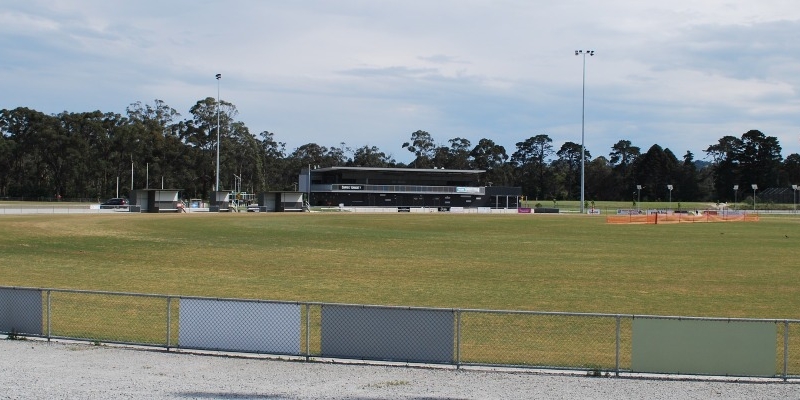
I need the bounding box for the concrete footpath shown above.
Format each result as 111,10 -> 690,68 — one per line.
0,339 -> 796,400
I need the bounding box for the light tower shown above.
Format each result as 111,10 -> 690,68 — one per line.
575,50 -> 594,214
215,73 -> 221,192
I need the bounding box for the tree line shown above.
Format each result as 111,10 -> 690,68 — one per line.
1,99 -> 798,203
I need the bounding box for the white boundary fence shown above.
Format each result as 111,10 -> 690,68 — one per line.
0,205 -> 129,214
1,286 -> 798,380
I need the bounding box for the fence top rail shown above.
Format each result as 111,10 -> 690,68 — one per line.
0,285 -> 169,299
459,307 -> 625,318
0,286 -> 305,305
629,314 -> 800,323
3,285 -> 800,323
177,294 -> 303,306
308,300 -> 458,312
461,308 -> 800,323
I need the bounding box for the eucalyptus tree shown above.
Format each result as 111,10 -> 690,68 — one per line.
6,108 -> 70,198
0,125 -> 13,196
470,138 -> 510,186
609,139 -> 641,199
258,131 -> 288,191
402,130 -> 436,168
351,145 -> 395,167
431,145 -> 452,169
184,97 -> 239,196
225,121 -> 264,193
88,112 -> 130,198
512,135 -> 554,199
0,108 -> 33,197
287,143 -> 330,173
8,108 -> 78,197
326,142 -> 351,166
187,97 -> 238,148
736,130 -> 782,189
10,110 -> 109,199
553,141 -> 589,199
704,135 -> 741,201
584,156 -> 615,201
55,110 -> 117,199
431,138 -> 473,170
125,100 -> 183,192
161,131 -> 197,195
783,153 -> 800,187
678,151 -> 703,202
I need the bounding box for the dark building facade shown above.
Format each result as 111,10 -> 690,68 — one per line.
299,167 -> 520,209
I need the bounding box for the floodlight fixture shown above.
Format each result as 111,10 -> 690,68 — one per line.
667,185 -> 673,211
635,185 -> 642,211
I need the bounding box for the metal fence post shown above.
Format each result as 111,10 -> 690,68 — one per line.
784,320 -> 789,381
305,303 -> 311,362
456,309 -> 462,369
615,315 -> 621,377
46,290 -> 51,341
166,297 -> 172,350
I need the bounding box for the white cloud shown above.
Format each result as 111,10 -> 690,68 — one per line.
1,0 -> 799,162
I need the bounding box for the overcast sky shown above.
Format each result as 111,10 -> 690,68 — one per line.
2,1 -> 799,164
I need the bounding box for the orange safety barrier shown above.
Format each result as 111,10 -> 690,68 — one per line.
606,214 -> 655,224
606,213 -> 759,224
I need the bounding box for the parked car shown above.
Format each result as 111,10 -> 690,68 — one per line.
100,198 -> 129,209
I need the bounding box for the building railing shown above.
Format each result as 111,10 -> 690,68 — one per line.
311,184 -> 485,195
1,286 -> 798,380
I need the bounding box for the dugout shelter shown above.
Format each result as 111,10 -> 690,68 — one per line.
130,189 -> 183,213
299,166 -> 520,209
258,192 -> 305,212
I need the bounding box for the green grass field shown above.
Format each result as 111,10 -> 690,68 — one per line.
1,211 -> 798,319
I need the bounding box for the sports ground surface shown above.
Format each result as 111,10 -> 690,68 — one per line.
1,210 -> 797,319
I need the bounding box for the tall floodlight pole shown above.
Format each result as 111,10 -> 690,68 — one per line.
575,50 -> 594,214
215,73 -> 222,192
733,185 -> 738,211
751,184 -> 758,212
792,184 -> 797,213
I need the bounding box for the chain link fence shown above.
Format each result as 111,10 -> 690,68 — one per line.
1,286 -> 798,380
458,311 -> 625,372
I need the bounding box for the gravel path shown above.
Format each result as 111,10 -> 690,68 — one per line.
1,339 -> 796,399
